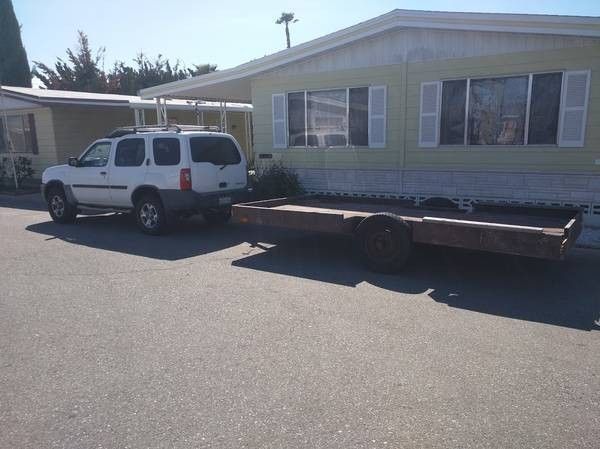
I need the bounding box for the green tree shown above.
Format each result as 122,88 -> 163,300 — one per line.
0,0 -> 32,87
108,54 -> 217,95
276,12 -> 298,49
32,31 -> 108,92
33,31 -> 217,95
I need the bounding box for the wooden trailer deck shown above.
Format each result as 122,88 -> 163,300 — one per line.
232,195 -> 583,261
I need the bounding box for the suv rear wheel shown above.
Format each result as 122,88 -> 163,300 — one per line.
47,187 -> 77,224
135,194 -> 169,235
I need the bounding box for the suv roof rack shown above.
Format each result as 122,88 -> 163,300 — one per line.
106,124 -> 222,138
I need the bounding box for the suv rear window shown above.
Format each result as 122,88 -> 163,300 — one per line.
115,138 -> 145,167
190,137 -> 241,165
153,138 -> 180,166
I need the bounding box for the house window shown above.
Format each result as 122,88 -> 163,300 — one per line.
287,87 -> 370,148
528,72 -> 563,145
0,114 -> 38,153
438,72 -> 564,146
288,92 -> 306,147
349,87 -> 369,146
440,80 -> 467,145
469,75 -> 529,145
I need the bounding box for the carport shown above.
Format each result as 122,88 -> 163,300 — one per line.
139,68 -> 256,159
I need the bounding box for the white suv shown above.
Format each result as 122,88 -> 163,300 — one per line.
41,125 -> 248,234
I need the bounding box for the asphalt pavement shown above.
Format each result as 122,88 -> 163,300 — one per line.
1,194 -> 599,449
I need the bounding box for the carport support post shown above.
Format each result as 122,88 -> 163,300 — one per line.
0,83 -> 19,190
219,101 -> 227,133
155,97 -> 168,125
134,108 -> 146,126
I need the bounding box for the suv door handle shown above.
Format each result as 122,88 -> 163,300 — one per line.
100,171 -> 107,175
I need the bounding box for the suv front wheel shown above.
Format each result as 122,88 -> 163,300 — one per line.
47,187 -> 77,224
135,194 -> 168,235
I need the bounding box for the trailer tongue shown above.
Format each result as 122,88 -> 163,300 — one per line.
232,195 -> 582,273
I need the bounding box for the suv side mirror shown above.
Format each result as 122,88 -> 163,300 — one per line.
68,157 -> 79,167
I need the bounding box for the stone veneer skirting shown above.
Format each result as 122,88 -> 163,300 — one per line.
293,168 -> 600,222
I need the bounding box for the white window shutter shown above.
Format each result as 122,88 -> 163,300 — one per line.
559,70 -> 591,148
272,93 -> 287,148
419,81 -> 441,148
368,85 -> 387,148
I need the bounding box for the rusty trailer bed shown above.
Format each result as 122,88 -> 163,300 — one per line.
232,195 -> 582,260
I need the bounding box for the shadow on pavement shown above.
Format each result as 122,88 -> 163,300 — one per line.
26,214 -> 287,261
0,193 -> 47,212
25,211 -> 600,331
232,233 -> 600,331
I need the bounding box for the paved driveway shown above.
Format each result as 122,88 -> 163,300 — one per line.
1,195 -> 599,448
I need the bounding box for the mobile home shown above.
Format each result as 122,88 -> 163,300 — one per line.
140,9 -> 600,225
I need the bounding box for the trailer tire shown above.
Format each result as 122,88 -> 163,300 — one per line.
355,213 -> 412,273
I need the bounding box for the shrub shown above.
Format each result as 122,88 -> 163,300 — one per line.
250,164 -> 304,200
0,156 -> 35,188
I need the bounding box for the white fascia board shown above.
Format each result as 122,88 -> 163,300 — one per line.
2,92 -> 130,108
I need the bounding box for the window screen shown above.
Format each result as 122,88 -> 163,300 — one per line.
349,87 -> 368,146
468,76 -> 528,145
528,72 -> 563,145
153,138 -> 180,166
440,80 -> 467,145
190,137 -> 241,165
115,138 -> 145,167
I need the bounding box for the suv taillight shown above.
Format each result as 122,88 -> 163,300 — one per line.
180,168 -> 192,190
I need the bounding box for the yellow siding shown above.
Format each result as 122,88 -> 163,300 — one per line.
51,106 -> 134,162
252,65 -> 405,170
405,45 -> 600,172
251,44 -> 600,174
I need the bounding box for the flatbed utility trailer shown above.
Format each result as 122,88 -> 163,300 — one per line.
232,195 -> 583,273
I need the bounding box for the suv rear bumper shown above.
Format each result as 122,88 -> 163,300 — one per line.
159,188 -> 250,214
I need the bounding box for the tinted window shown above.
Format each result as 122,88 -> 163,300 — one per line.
153,138 -> 180,166
190,137 -> 241,165
115,138 -> 145,167
528,72 -> 562,145
440,79 -> 467,145
79,142 -> 111,167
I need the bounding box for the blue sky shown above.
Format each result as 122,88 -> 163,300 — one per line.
13,0 -> 600,74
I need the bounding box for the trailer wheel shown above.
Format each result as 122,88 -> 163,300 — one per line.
355,213 -> 412,273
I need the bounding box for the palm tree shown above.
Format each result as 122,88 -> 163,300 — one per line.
276,12 -> 298,49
